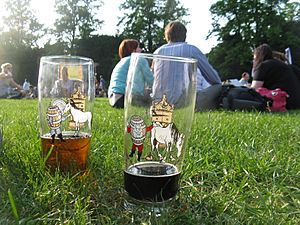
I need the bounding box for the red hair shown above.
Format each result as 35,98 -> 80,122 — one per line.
118,39 -> 139,59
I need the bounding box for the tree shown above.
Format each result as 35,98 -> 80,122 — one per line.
118,0 -> 189,52
75,35 -> 122,82
0,0 -> 43,85
208,34 -> 253,80
0,44 -> 41,85
0,0 -> 44,47
53,0 -> 103,52
207,0 -> 300,79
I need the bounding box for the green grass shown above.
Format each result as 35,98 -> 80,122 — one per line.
0,98 -> 299,224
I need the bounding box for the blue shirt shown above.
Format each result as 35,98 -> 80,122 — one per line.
108,56 -> 131,97
152,42 -> 221,104
154,42 -> 221,86
130,57 -> 154,96
108,56 -> 154,97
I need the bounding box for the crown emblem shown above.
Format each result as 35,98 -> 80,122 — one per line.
151,94 -> 174,127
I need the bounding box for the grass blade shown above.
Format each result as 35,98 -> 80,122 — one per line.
43,144 -> 54,165
7,189 -> 19,220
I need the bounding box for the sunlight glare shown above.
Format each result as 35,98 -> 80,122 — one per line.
31,0 -> 56,27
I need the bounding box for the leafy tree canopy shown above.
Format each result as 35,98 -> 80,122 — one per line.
118,0 -> 189,52
53,0 -> 104,52
208,0 -> 300,80
1,0 -> 44,47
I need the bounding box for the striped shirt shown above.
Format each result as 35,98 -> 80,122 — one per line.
154,42 -> 221,87
152,42 -> 221,104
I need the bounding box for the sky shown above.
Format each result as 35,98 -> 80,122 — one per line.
0,0 -> 218,53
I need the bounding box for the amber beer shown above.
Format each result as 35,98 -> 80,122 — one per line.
41,132 -> 91,172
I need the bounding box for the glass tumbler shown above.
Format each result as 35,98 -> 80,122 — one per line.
124,53 -> 197,203
38,55 -> 94,172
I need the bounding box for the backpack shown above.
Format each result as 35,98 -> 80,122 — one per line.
256,87 -> 289,112
219,85 -> 269,111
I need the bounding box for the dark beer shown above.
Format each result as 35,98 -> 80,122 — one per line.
124,162 -> 180,202
41,132 -> 91,172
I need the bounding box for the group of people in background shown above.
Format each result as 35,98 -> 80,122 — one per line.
0,61 -> 105,99
0,63 -> 37,99
22,78 -> 37,99
250,43 -> 300,109
2,20 -> 300,111
108,21 -> 222,111
108,20 -> 300,111
95,74 -> 107,97
236,44 -> 300,110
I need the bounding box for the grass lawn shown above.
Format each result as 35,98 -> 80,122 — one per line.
0,98 -> 299,224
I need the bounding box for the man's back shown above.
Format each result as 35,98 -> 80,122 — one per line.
154,42 -> 221,86
155,21 -> 222,111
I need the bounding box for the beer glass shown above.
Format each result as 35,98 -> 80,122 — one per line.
38,56 -> 94,172
124,53 -> 197,203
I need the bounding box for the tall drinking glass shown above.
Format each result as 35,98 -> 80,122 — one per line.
124,53 -> 197,203
38,56 -> 94,172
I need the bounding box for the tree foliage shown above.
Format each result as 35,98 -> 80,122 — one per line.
53,0 -> 103,52
2,0 -> 299,88
0,0 -> 119,87
0,0 -> 44,47
0,0 -> 43,84
0,35 -> 121,86
118,0 -> 189,52
75,35 -> 121,83
207,0 -> 300,80
0,44 -> 41,85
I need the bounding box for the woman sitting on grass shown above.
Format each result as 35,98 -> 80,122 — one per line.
108,39 -> 153,108
251,43 -> 300,109
0,63 -> 25,98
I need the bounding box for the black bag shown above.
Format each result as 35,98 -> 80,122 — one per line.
219,85 -> 269,111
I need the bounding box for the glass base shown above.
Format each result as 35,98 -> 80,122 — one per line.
124,162 -> 180,202
123,194 -> 176,219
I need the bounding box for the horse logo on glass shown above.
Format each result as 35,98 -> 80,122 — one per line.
46,90 -> 92,143
127,94 -> 184,162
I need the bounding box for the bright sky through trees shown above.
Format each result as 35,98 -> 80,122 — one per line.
0,0 -> 218,53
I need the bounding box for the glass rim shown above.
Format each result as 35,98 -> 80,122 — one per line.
40,55 -> 93,66
131,52 -> 198,63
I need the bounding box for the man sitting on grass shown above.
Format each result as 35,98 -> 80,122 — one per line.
153,21 -> 222,111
